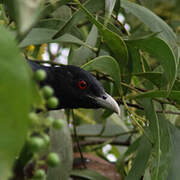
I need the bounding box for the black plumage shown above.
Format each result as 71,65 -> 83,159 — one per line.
27,59 -> 120,114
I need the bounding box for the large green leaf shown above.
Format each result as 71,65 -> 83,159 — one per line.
128,90 -> 180,103
127,45 -> 142,73
134,72 -> 180,91
104,0 -> 116,26
35,19 -> 83,40
125,135 -> 152,180
117,138 -> 140,178
35,19 -> 65,30
19,28 -> 88,48
69,25 -> 98,66
141,99 -> 171,180
82,56 -> 121,91
133,72 -> 166,88
0,26 -> 31,179
53,0 -> 105,37
51,5 -> 72,20
54,0 -> 105,38
41,0 -> 72,17
152,115 -> 172,180
6,0 -> 43,37
127,36 -> 176,93
167,124 -> 180,180
121,0 -> 179,61
56,0 -> 129,70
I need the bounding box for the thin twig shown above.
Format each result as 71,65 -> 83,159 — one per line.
156,110 -> 180,115
111,14 -> 130,36
72,110 -> 86,168
116,99 -> 180,115
72,130 -> 137,138
27,59 -> 64,66
77,21 -> 90,28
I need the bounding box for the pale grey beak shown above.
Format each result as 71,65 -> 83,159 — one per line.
91,93 -> 120,114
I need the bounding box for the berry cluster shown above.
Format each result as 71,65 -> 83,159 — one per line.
18,69 -> 64,180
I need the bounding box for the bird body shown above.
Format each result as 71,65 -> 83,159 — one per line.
27,59 -> 120,114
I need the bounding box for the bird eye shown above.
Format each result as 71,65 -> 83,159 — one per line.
78,80 -> 87,90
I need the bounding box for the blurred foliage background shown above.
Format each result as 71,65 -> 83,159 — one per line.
0,0 -> 180,180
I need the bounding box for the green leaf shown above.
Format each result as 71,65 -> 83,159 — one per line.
72,0 -> 128,70
0,26 -> 31,179
117,137 -> 140,178
128,90 -> 180,104
6,0 -> 43,36
41,0 -> 72,17
125,135 -> 152,180
167,124 -> 180,180
19,28 -> 88,48
69,25 -> 98,66
134,72 -> 167,89
141,99 -> 160,180
114,0 -> 121,15
104,0 -> 116,26
35,19 -> 65,30
98,16 -> 123,36
121,0 -> 179,61
82,56 -> 121,91
35,19 -> 83,40
134,72 -> 180,91
52,5 -> 72,20
172,80 -> 180,91
53,0 -> 105,37
143,168 -> 151,180
127,36 -> 176,93
141,99 -> 172,180
71,169 -> 110,180
127,45 -> 142,73
150,114 -> 172,180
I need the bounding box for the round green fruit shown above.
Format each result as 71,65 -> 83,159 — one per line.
47,97 -> 59,108
33,169 -> 46,180
53,119 -> 64,130
34,69 -> 46,81
47,153 -> 60,167
27,137 -> 45,152
46,116 -> 54,126
42,85 -> 54,98
28,112 -> 39,125
42,134 -> 50,146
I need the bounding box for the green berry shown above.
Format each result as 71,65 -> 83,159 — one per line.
47,97 -> 59,108
29,112 -> 39,125
34,169 -> 46,180
53,119 -> 64,130
46,116 -> 54,126
34,69 -> 46,81
42,86 -> 54,98
27,137 -> 45,152
47,153 -> 60,167
42,134 -> 50,146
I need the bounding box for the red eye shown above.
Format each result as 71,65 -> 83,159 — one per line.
78,80 -> 87,90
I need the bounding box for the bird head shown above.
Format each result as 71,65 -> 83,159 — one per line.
48,65 -> 120,114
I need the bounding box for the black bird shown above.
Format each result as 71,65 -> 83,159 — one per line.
27,59 -> 120,114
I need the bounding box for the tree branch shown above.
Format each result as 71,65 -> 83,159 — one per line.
116,99 -> 180,115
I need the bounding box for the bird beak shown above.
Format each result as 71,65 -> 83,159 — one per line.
93,93 -> 120,115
